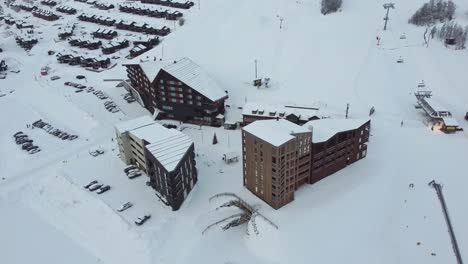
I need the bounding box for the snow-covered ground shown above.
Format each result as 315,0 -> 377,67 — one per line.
1,0 -> 468,263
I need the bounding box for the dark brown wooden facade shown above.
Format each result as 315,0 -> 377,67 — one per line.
310,121 -> 370,184
145,144 -> 197,210
124,64 -> 227,126
242,120 -> 371,209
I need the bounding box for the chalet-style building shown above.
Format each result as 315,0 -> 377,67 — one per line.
124,58 -> 229,126
140,0 -> 194,9
68,37 -> 102,50
101,40 -> 129,54
242,118 -> 370,209
242,102 -> 321,126
94,3 -> 114,10
58,25 -> 76,40
115,116 -> 197,210
92,28 -> 118,39
16,21 -> 34,29
119,3 -> 183,20
32,9 -> 59,21
128,44 -> 151,58
56,6 -> 77,15
15,36 -> 38,50
40,0 -> 57,7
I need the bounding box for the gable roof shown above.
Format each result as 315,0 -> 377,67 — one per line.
304,118 -> 370,143
115,116 -> 193,172
243,119 -> 310,147
162,58 -> 227,102
243,102 -> 321,121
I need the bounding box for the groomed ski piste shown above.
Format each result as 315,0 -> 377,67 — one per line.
1,0 -> 468,263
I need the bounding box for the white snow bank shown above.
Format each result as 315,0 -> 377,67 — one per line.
23,173 -> 152,264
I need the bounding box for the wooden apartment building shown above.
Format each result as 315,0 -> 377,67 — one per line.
124,58 -> 229,126
115,116 -> 197,210
242,118 -> 370,209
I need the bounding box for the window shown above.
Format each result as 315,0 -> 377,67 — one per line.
171,98 -> 177,103
197,102 -> 202,106
272,157 -> 276,163
160,79 -> 164,84
169,87 -> 176,91
162,105 -> 173,110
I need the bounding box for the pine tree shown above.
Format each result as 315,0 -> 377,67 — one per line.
321,0 -> 342,15
212,133 -> 218,145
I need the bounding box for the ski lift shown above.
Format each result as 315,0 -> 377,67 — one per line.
417,80 -> 426,88
400,33 -> 406,40
397,57 -> 404,63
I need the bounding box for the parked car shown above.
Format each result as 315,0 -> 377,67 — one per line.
124,165 -> 137,173
22,142 -> 33,149
97,185 -> 111,194
111,108 -> 119,113
25,145 -> 38,151
13,131 -> 24,137
135,214 -> 151,225
15,134 -> 28,139
89,183 -> 103,191
50,76 -> 60,80
28,148 -> 41,154
84,180 -> 98,189
117,202 -> 133,212
162,124 -> 177,129
128,171 -> 142,179
75,89 -> 83,93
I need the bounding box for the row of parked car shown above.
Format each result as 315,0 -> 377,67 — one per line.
89,149 -> 104,157
123,93 -> 136,103
104,101 -> 120,113
124,165 -> 150,225
83,167 -> 151,225
83,180 -> 111,194
13,131 -> 41,154
124,164 -> 142,179
32,120 -> 78,140
93,90 -> 109,100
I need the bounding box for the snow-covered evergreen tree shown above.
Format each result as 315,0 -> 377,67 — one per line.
321,0 -> 342,15
409,0 -> 456,26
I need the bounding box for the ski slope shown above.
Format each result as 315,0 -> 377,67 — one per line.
1,0 -> 468,263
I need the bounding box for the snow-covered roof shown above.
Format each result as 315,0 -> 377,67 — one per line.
115,116 -> 193,171
423,98 -> 451,113
243,119 -> 310,147
442,117 -> 459,127
304,118 -> 370,143
145,132 -> 193,172
162,58 -> 227,102
115,115 -> 155,134
243,102 -> 321,121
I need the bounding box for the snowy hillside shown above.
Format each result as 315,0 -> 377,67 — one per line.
1,0 -> 468,263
